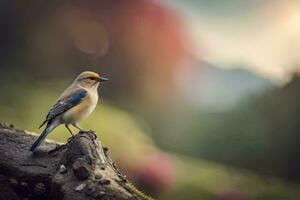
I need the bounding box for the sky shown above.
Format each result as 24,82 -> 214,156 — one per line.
163,0 -> 300,83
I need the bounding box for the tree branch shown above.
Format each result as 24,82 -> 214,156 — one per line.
0,122 -> 151,200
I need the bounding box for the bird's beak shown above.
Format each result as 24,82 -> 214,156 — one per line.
98,77 -> 109,82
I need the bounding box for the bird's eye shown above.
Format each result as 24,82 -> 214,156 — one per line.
89,77 -> 96,80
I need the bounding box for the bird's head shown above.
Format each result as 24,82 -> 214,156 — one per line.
75,71 -> 109,90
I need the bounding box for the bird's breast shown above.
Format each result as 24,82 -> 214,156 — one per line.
62,92 -> 98,124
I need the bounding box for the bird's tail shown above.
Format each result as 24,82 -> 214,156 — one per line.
29,121 -> 57,151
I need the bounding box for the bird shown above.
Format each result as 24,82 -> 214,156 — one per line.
29,71 -> 109,151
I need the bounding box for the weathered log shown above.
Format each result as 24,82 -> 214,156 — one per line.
0,123 -> 151,200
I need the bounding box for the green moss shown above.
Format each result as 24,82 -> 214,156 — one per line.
126,181 -> 154,200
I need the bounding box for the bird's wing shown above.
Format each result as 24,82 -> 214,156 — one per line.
39,89 -> 87,128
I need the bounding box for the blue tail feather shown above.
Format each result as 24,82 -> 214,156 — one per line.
29,123 -> 53,151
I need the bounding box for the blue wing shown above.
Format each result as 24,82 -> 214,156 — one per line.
39,89 -> 87,128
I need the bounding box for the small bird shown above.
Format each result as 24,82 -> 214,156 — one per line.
29,71 -> 109,151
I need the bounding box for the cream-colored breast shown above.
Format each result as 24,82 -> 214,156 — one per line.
62,91 -> 98,124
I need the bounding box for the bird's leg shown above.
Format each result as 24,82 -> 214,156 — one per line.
65,124 -> 74,137
72,124 -> 83,132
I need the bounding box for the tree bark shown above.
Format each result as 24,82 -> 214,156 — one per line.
0,122 -> 150,200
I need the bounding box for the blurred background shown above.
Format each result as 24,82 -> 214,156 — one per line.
0,0 -> 300,199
